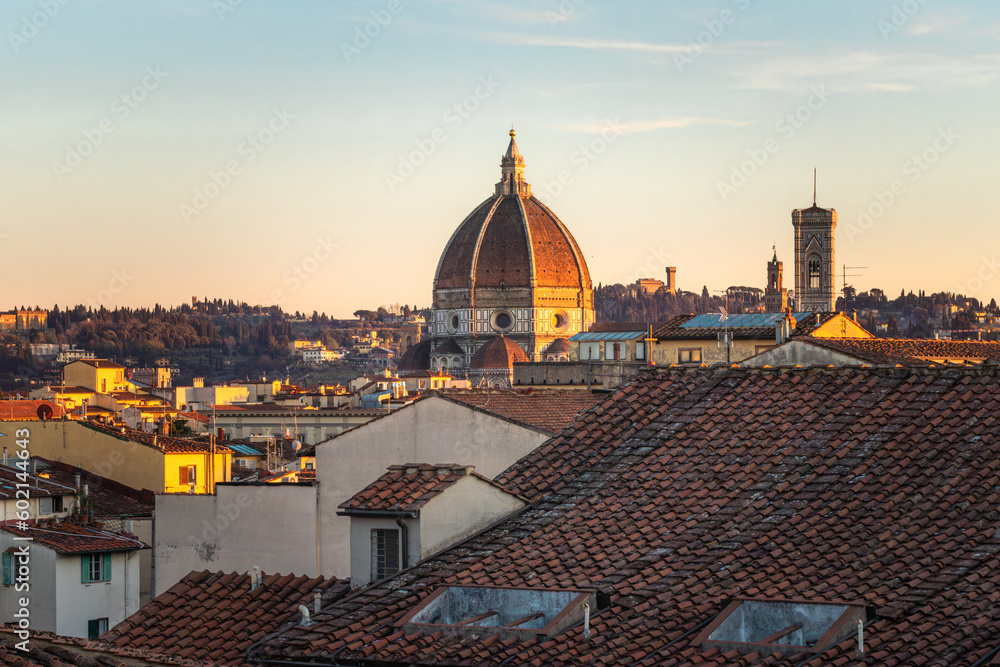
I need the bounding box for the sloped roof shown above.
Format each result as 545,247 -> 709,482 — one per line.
653,311 -> 846,340
34,457 -> 154,519
0,463 -> 75,499
436,388 -> 603,435
0,400 -> 64,421
338,464 -> 521,513
799,337 -> 1000,366
0,520 -> 146,554
396,338 -> 432,371
102,570 -> 349,666
71,359 -> 124,369
79,421 -> 232,455
253,366 -> 1000,665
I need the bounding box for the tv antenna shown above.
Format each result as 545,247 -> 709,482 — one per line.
842,265 -> 867,313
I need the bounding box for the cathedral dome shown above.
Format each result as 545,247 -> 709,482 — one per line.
469,335 -> 529,370
433,130 -> 592,294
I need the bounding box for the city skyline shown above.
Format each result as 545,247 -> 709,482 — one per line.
5,0 -> 1000,316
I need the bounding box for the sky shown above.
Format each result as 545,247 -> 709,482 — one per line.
4,0 -> 1000,317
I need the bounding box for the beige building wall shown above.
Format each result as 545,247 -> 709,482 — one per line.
10,421 -> 166,493
651,338 -> 776,366
316,396 -> 550,579
153,483 -> 319,596
418,475 -> 525,557
64,362 -> 126,394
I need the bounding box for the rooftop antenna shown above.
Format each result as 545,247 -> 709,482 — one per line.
842,265 -> 868,314
813,168 -> 817,206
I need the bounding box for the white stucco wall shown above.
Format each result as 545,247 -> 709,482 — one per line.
317,396 -> 550,579
419,476 -> 526,558
0,535 -> 139,639
0,535 -> 57,632
56,549 -> 140,638
153,483 -> 318,596
347,515 -> 419,587
739,340 -> 865,368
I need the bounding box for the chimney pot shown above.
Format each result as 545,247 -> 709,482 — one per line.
313,589 -> 323,615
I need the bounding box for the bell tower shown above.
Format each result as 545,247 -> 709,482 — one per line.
792,172 -> 836,311
764,246 -> 788,312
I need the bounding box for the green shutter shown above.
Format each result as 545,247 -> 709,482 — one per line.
88,618 -> 100,640
81,554 -> 91,583
103,553 -> 112,581
2,552 -> 10,585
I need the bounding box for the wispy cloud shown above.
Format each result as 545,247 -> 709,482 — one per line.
494,34 -> 689,53
728,51 -> 1000,92
905,14 -> 969,36
560,117 -> 751,134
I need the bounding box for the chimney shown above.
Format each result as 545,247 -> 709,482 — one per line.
74,472 -> 81,489
313,589 -> 323,615
250,565 -> 262,591
298,605 -> 314,627
3,447 -> 7,467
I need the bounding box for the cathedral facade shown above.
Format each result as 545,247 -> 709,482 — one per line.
429,130 -> 595,372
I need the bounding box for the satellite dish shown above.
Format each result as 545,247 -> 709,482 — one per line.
36,404 -> 53,421
293,440 -> 302,451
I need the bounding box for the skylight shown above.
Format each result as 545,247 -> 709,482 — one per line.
397,585 -> 595,640
694,598 -> 873,657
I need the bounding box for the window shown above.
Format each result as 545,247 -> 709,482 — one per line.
2,551 -> 11,585
808,258 -> 821,289
38,496 -> 64,514
179,465 -> 196,486
580,342 -> 600,360
679,348 -> 702,363
371,528 -> 400,581
636,341 -> 645,360
101,379 -> 107,393
304,462 -> 314,470
81,553 -> 112,583
88,617 -> 109,640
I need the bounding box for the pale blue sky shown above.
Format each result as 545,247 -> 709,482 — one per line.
4,0 -> 999,316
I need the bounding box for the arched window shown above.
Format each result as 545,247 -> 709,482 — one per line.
808,258 -> 821,289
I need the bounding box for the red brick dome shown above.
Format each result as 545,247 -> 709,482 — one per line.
433,131 -> 592,293
470,336 -> 529,370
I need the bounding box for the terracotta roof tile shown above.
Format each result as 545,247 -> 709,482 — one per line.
252,366 -> 1000,665
797,337 -> 1000,366
0,519 -> 146,554
436,388 -> 603,434
338,464 -> 521,513
102,570 -> 349,666
0,400 -> 64,421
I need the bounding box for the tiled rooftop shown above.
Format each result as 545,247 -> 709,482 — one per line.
102,570 -> 349,665
0,519 -> 146,554
34,457 -> 154,519
79,421 -> 232,455
0,463 -> 75,500
799,336 -> 1000,366
253,366 -> 1000,665
0,400 -> 64,421
436,388 -> 604,434
339,464 -> 519,513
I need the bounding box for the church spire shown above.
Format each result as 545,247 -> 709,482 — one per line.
496,126 -> 531,197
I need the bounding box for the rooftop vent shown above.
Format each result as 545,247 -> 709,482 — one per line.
694,598 -> 874,658
397,585 -> 596,640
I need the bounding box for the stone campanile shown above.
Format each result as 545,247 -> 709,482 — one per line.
764,247 -> 788,312
792,180 -> 836,311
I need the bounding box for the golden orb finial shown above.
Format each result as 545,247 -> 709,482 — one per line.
509,124 -> 516,138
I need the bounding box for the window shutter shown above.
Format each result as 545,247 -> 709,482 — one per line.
81,554 -> 91,583
88,618 -> 100,641
103,553 -> 112,581
2,552 -> 10,585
